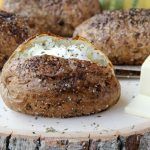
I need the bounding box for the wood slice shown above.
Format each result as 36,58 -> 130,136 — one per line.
1,79 -> 150,149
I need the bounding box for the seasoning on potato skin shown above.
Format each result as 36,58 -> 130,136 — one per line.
0,10 -> 29,69
0,35 -> 120,118
2,0 -> 101,37
1,55 -> 120,118
74,9 -> 150,65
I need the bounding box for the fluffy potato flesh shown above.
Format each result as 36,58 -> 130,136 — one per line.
17,35 -> 110,67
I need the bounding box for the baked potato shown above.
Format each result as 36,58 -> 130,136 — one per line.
2,0 -> 101,37
0,10 -> 29,69
74,9 -> 150,65
0,34 -> 120,118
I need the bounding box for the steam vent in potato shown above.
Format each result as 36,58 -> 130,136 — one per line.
74,9 -> 150,65
0,34 -> 120,118
2,0 -> 100,36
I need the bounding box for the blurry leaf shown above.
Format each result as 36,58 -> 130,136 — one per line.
132,0 -> 139,8
99,0 -> 150,10
99,0 -> 111,10
123,0 -> 132,9
110,0 -> 124,10
137,0 -> 150,8
0,0 -> 3,8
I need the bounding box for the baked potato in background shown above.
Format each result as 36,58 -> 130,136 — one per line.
0,34 -> 120,118
74,9 -> 150,65
2,0 -> 100,37
0,10 -> 29,69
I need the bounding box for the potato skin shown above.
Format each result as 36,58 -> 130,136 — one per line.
74,9 -> 150,65
1,55 -> 120,118
0,11 -> 29,69
0,35 -> 120,118
2,0 -> 100,37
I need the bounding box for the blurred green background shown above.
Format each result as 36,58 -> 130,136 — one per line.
99,0 -> 150,10
0,0 -> 149,10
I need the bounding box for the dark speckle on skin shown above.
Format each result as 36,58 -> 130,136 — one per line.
74,9 -> 150,65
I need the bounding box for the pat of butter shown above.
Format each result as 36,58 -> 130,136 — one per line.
139,56 -> 150,97
125,56 -> 150,118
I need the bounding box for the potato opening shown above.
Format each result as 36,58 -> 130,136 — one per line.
21,35 -> 109,66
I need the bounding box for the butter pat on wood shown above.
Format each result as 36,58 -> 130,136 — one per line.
125,56 -> 150,118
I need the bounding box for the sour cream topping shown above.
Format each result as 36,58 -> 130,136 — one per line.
22,36 -> 109,67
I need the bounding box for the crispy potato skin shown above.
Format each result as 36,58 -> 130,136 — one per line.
1,55 -> 120,118
74,9 -> 150,65
0,11 -> 29,69
2,0 -> 101,37
0,34 -> 120,118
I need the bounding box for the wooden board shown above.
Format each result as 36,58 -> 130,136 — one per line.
1,79 -> 150,149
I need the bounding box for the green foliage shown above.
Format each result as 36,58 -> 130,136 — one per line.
99,0 -> 139,10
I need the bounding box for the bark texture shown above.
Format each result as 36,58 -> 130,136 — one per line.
0,131 -> 150,150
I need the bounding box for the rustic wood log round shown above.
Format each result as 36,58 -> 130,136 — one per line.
1,79 -> 150,149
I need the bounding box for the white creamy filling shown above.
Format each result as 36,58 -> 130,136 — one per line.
23,36 -> 108,66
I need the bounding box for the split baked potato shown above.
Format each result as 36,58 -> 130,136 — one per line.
2,0 -> 101,37
74,9 -> 150,65
0,10 -> 29,69
0,34 -> 120,118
